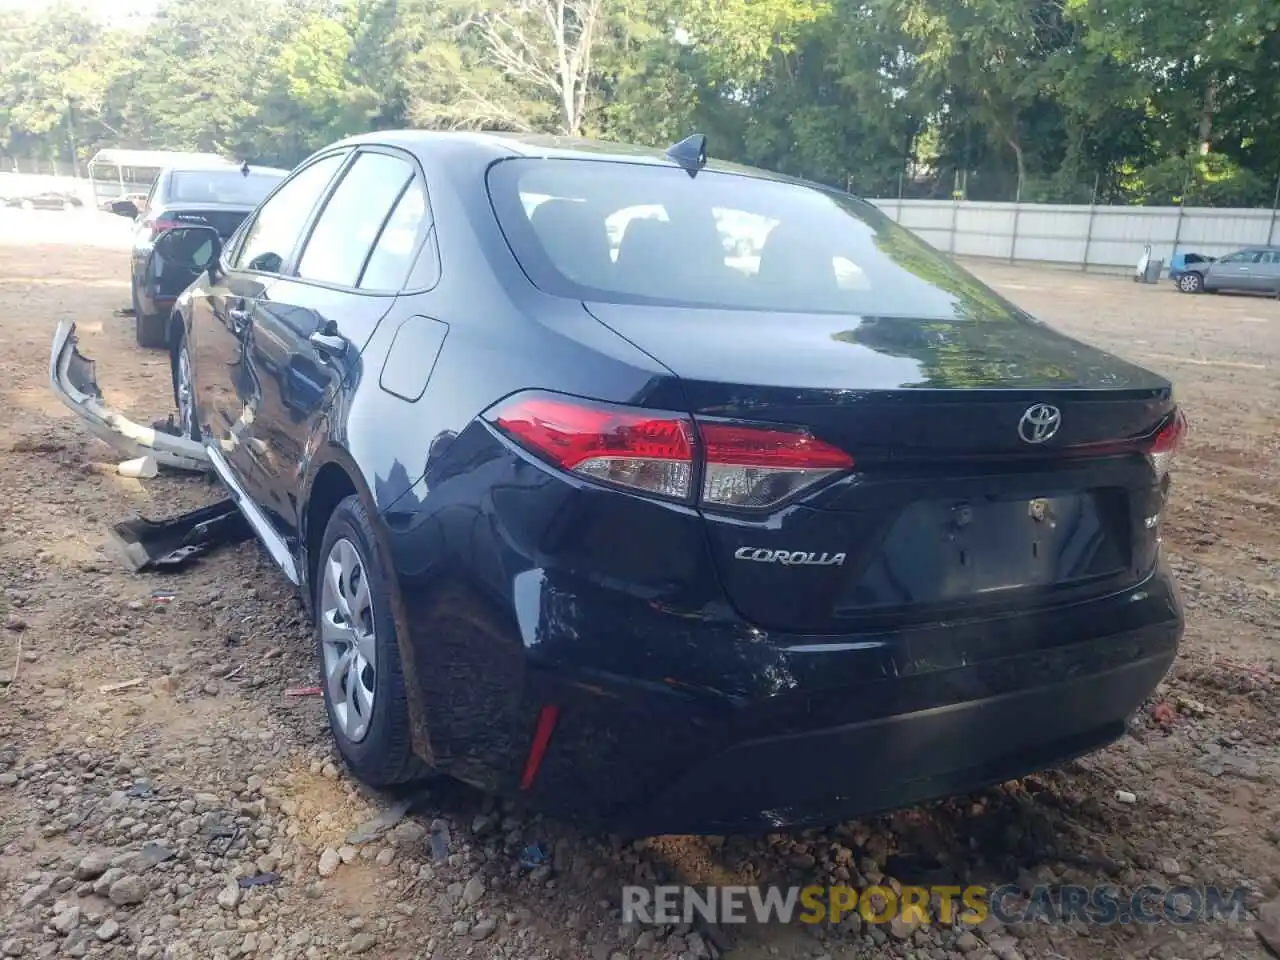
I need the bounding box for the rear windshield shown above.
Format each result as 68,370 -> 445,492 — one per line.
486,158 -> 1004,316
170,169 -> 286,205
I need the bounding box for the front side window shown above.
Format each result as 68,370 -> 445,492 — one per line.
487,158 -> 995,317
234,153 -> 346,275
296,152 -> 417,289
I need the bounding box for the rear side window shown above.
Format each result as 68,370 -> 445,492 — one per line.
297,152 -> 420,289
234,153 -> 346,274
487,158 -> 996,316
360,177 -> 431,291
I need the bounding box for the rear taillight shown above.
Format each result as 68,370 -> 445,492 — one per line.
1148,408 -> 1187,481
148,218 -> 180,239
699,421 -> 853,508
484,392 -> 853,509
487,393 -> 695,500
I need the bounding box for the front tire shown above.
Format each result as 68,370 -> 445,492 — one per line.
316,496 -> 428,787
1177,272 -> 1204,294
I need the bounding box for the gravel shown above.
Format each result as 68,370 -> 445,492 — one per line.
1,248 -> 1278,960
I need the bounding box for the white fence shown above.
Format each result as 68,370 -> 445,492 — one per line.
869,199 -> 1280,273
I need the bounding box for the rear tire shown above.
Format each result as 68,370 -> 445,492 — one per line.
133,270 -> 169,348
169,332 -> 200,442
136,311 -> 168,348
316,495 -> 430,788
1177,272 -> 1203,294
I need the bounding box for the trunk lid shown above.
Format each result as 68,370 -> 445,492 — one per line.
586,303 -> 1175,634
159,203 -> 254,239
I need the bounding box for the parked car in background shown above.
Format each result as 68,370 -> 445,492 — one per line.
141,131 -> 1186,835
87,147 -> 230,210
100,192 -> 147,215
1174,245 -> 1280,295
4,189 -> 83,211
1167,251 -> 1215,283
111,160 -> 289,348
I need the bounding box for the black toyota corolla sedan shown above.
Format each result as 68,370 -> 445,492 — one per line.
146,131 -> 1186,835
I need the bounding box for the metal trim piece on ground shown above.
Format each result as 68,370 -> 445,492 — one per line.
205,442 -> 301,585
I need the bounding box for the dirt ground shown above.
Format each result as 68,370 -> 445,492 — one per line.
1,213 -> 1279,960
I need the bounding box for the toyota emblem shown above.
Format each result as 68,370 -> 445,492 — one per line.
1018,403 -> 1061,444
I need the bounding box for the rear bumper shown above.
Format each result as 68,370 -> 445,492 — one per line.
621,645 -> 1169,834
406,554 -> 1182,835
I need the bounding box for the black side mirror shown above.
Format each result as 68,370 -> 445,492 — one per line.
149,225 -> 224,286
110,199 -> 139,219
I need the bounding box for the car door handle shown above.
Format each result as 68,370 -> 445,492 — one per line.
309,331 -> 347,356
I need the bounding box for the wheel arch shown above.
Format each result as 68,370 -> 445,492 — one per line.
167,304 -> 187,350
300,443 -> 437,767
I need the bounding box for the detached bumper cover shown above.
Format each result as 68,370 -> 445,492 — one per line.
49,319 -> 209,473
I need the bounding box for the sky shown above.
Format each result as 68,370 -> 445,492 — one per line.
0,0 -> 158,21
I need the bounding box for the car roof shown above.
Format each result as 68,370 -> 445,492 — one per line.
326,130 -> 822,191
89,148 -> 229,168
161,163 -> 291,176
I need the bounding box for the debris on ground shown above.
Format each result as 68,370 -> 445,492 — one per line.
117,454 -> 158,479
518,843 -> 550,869
236,872 -> 281,888
109,498 -> 253,573
1151,701 -> 1177,726
50,319 -> 210,471
97,677 -> 146,693
347,800 -> 412,845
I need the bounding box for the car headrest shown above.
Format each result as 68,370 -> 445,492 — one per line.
756,221 -> 838,291
614,216 -> 673,278
528,199 -> 612,286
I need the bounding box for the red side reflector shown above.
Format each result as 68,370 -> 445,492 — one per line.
518,704 -> 560,792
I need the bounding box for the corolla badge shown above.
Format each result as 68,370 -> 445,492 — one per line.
734,547 -> 846,567
1018,403 -> 1061,444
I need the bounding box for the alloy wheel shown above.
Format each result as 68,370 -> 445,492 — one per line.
319,538 -> 378,743
177,342 -> 198,440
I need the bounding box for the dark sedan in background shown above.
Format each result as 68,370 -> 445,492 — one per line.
113,160 -> 288,347
144,131 -> 1186,835
3,189 -> 84,211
